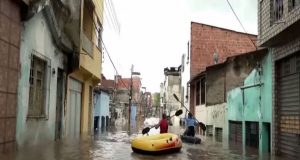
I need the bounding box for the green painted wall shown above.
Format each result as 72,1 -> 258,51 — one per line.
227,52 -> 272,154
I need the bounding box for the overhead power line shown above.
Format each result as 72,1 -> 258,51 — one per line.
225,0 -> 257,49
85,1 -> 137,101
100,38 -> 140,103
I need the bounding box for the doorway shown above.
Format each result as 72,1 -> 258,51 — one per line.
55,69 -> 64,140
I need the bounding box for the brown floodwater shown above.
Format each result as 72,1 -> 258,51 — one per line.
0,118 -> 281,160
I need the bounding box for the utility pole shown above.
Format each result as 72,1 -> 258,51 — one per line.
128,65 -> 133,132
128,65 -> 140,132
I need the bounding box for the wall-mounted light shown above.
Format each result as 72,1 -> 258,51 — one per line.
52,68 -> 56,75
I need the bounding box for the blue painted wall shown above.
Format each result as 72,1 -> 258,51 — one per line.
94,90 -> 110,128
227,52 -> 272,154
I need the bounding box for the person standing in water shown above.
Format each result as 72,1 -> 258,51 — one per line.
184,112 -> 197,137
155,113 -> 168,133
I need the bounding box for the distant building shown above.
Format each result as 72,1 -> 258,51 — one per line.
161,66 -> 182,126
114,75 -> 141,125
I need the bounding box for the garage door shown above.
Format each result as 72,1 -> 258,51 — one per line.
67,78 -> 82,138
246,122 -> 259,148
229,121 -> 243,144
276,53 -> 300,159
215,127 -> 223,142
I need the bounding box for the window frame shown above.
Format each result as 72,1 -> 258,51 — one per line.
272,0 -> 284,23
27,54 -> 49,119
289,0 -> 300,11
200,77 -> 206,105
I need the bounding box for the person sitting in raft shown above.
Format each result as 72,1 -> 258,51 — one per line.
184,112 -> 197,137
155,113 -> 168,133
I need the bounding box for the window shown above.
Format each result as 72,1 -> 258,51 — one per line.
28,56 -> 47,117
195,81 -> 200,105
195,77 -> 206,105
273,0 -> 284,22
95,19 -> 102,48
289,0 -> 300,11
83,0 -> 94,40
200,78 -> 206,104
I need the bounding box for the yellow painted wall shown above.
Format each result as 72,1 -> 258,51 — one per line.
64,0 -> 103,138
80,45 -> 102,80
65,72 -> 94,136
93,0 -> 104,24
80,0 -> 103,80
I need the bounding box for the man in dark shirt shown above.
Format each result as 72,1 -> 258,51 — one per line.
184,113 -> 197,137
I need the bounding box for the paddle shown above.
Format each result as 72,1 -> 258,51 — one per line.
173,94 -> 207,132
141,109 -> 183,135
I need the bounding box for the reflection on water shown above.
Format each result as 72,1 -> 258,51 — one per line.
0,117 -> 276,160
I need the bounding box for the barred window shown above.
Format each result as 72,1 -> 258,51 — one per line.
273,0 -> 284,22
195,77 -> 206,105
289,0 -> 300,11
28,56 -> 47,117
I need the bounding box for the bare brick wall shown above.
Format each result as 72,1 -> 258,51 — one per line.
0,0 -> 21,153
190,22 -> 257,79
258,0 -> 300,46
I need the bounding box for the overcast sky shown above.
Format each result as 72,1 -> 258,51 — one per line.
102,0 -> 258,93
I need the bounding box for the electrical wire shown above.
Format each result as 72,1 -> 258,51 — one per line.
85,1 -> 140,103
225,0 -> 257,49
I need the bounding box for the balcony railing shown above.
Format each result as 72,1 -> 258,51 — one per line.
82,32 -> 93,57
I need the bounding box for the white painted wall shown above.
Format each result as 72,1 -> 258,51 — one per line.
181,53 -> 190,117
195,103 -> 228,142
17,12 -> 67,147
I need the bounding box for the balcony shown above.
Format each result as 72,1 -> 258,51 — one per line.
80,40 -> 102,80
258,0 -> 300,47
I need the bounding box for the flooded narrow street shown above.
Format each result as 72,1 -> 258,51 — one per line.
0,117 -> 276,160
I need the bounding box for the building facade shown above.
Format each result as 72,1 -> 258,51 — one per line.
94,89 -> 110,130
162,66 -> 182,126
258,0 -> 300,158
66,0 -> 103,138
189,22 -> 257,115
190,49 -> 267,143
114,75 -> 141,126
227,51 -> 272,155
17,2 -> 70,147
0,0 -> 26,153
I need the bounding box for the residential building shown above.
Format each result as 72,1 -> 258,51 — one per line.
93,88 -> 110,131
141,92 -> 152,117
66,0 -> 103,138
190,49 -> 267,143
162,66 -> 182,126
98,75 -> 116,124
227,51 -> 271,155
0,0 -> 27,152
114,75 -> 141,126
258,0 -> 300,158
17,0 -> 79,147
189,22 -> 257,115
